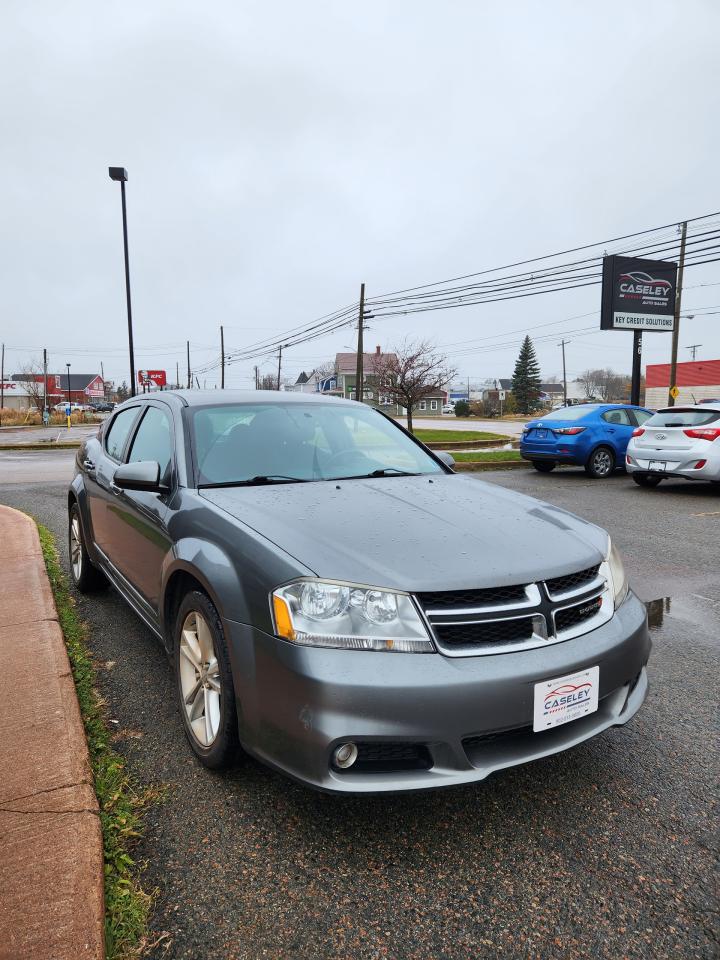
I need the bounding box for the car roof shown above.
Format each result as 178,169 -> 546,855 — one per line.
121,389 -> 359,409
656,403 -> 720,413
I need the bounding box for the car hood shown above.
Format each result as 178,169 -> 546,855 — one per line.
199,474 -> 608,592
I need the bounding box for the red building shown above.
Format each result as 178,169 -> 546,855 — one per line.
645,359 -> 720,408
13,372 -> 105,404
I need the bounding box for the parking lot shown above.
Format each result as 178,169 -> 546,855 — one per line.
0,460 -> 717,959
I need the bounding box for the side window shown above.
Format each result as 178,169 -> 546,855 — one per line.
430,399 -> 438,411
601,409 -> 631,426
105,408 -> 140,461
128,406 -> 173,479
419,400 -> 427,411
632,410 -> 653,426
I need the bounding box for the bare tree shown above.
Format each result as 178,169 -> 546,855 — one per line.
312,360 -> 336,382
577,369 -> 604,401
259,372 -> 278,391
374,339 -> 456,434
579,368 -> 630,403
15,362 -> 46,411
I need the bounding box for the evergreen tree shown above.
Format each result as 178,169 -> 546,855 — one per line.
116,380 -> 129,402
511,336 -> 542,414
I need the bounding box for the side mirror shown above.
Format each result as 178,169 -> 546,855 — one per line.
436,451 -> 455,469
114,460 -> 167,493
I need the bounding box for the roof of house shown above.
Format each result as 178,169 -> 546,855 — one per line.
294,371 -> 310,384
335,351 -> 397,374
13,373 -> 103,390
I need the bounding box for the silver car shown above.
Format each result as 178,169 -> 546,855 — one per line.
626,402 -> 720,487
68,391 -> 650,793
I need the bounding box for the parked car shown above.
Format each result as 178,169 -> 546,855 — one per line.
53,401 -> 86,413
68,391 -> 649,792
442,404 -> 455,414
626,402 -> 720,487
90,401 -> 114,412
520,404 -> 654,478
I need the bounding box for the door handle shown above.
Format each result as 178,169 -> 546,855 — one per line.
83,459 -> 95,471
110,483 -> 122,496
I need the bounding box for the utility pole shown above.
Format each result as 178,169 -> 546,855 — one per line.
686,344 -> 702,361
668,221 -> 687,406
558,339 -> 568,405
630,332 -> 643,406
254,365 -> 259,389
176,361 -> 179,390
355,283 -> 365,402
220,326 -> 225,388
43,348 -> 48,413
0,342 -> 4,427
277,345 -> 283,391
186,341 -> 191,389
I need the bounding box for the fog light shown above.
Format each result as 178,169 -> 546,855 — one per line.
332,742 -> 358,769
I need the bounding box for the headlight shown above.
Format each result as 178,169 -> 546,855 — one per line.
605,538 -> 629,609
271,580 -> 435,653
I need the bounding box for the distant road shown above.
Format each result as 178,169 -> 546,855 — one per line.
0,450 -> 76,484
0,423 -> 100,446
400,417 -> 527,437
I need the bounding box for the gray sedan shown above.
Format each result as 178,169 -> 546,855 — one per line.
68,391 -> 650,792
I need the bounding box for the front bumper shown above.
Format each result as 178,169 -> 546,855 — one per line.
225,592 -> 650,793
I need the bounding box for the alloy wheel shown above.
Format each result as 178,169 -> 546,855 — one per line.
592,450 -> 612,476
179,610 -> 222,747
70,516 -> 82,581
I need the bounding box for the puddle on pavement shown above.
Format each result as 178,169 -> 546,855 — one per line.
645,594 -> 719,631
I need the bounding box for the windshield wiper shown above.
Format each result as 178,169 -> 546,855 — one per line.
338,467 -> 421,480
199,475 -> 310,488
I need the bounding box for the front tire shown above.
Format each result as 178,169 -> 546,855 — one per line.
532,460 -> 556,473
585,446 -> 615,479
68,503 -> 106,592
632,473 -> 662,488
174,590 -> 239,769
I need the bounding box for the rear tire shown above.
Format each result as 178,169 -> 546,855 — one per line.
174,590 -> 239,769
68,503 -> 106,592
632,474 -> 662,488
585,446 -> 615,479
532,460 -> 556,473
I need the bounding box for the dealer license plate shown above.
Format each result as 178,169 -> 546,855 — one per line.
648,460 -> 667,471
533,666 -> 599,732
535,429 -> 547,439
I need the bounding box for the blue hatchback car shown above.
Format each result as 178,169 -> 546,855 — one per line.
520,404 -> 654,478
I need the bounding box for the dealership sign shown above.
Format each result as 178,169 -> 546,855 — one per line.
600,255 -> 678,332
138,369 -> 167,387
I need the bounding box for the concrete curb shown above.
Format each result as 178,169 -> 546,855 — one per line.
0,443 -> 81,451
454,460 -> 529,471
425,437 -> 514,450
0,507 -> 104,960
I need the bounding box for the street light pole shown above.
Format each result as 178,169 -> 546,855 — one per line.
108,167 -> 136,397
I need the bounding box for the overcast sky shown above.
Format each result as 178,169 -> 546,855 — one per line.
2,0 -> 719,391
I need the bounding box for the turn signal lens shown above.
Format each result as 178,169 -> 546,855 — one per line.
632,428 -> 645,437
683,427 -> 720,441
273,595 -> 295,641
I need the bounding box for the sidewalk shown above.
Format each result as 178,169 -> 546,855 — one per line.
0,507 -> 104,960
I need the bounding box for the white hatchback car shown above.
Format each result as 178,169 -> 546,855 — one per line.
625,402 -> 720,487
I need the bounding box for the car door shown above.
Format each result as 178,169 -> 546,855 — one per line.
85,405 -> 142,555
106,402 -> 175,612
600,408 -> 635,457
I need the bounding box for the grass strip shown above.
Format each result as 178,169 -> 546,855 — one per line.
38,523 -> 154,959
414,428 -> 509,442
452,450 -> 523,462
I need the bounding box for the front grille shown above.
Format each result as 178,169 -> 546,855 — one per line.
546,564 -> 600,596
554,596 -> 603,633
416,583 -> 528,609
353,742 -> 432,773
433,617 -> 535,648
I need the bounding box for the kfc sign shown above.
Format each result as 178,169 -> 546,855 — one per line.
138,369 -> 167,387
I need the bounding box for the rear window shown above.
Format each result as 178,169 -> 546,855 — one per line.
539,405 -> 598,421
645,408 -> 720,427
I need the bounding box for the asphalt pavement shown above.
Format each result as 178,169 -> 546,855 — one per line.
0,463 -> 717,959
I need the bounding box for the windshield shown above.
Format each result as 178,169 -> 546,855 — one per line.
645,408 -> 720,428
190,402 -> 445,486
536,405 -> 598,421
